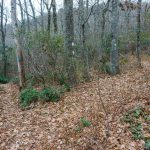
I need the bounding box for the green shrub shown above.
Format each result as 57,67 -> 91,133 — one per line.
40,87 -> 60,102
62,83 -> 71,92
145,138 -> 150,150
130,123 -> 143,140
57,72 -> 67,85
10,77 -> 19,84
20,88 -> 39,108
0,76 -> 8,84
80,117 -> 91,127
101,62 -> 111,74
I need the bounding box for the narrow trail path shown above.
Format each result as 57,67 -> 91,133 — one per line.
0,60 -> 150,150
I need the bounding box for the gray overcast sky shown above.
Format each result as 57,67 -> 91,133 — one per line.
4,0 -> 149,20
4,0 -> 64,22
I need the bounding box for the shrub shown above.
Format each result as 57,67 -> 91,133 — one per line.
0,76 -> 8,84
62,83 -> 71,92
130,123 -> 143,140
80,117 -> 91,127
57,72 -> 67,85
40,87 -> 60,102
20,88 -> 39,108
145,138 -> 150,150
10,77 -> 19,84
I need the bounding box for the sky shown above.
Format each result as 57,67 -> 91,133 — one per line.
4,0 -> 64,22
3,0 -> 150,20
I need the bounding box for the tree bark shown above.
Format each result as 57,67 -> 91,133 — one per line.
110,0 -> 120,75
52,0 -> 58,34
24,0 -> 30,32
64,0 -> 76,85
136,0 -> 142,67
0,0 -> 7,77
40,0 -> 44,30
29,0 -> 37,31
79,0 -> 90,80
11,0 -> 25,89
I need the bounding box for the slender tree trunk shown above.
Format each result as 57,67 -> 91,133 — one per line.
136,0 -> 142,67
101,0 -> 111,57
0,0 -> 7,77
79,0 -> 90,80
18,0 -> 24,24
29,0 -> 37,31
40,0 -> 44,30
24,0 -> 30,32
125,0 -> 131,57
47,8 -> 51,32
64,0 -> 76,85
43,0 -> 52,32
52,0 -> 58,34
110,0 -> 119,75
11,0 -> 25,89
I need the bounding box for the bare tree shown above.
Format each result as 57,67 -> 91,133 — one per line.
101,0 -> 111,54
29,0 -> 37,31
79,0 -> 90,80
40,0 -> 44,29
52,0 -> 58,34
0,0 -> 7,77
43,0 -> 52,32
136,0 -> 142,67
110,0 -> 120,75
64,0 -> 76,85
24,0 -> 30,32
11,0 -> 25,89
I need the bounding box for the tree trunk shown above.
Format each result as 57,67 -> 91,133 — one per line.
52,0 -> 58,34
101,0 -> 111,57
79,0 -> 90,80
0,0 -> 7,77
29,0 -> 37,31
24,0 -> 30,32
40,0 -> 44,30
64,0 -> 76,85
11,0 -> 25,89
110,0 -> 120,75
136,0 -> 142,67
47,8 -> 51,32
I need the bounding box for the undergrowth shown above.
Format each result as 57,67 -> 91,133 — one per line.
20,86 -> 62,108
122,105 -> 150,149
0,76 -> 8,84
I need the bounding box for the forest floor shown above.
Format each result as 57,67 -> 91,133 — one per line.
0,55 -> 150,150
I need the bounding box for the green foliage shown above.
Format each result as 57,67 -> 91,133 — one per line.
145,138 -> 150,150
26,74 -> 37,87
25,31 -> 65,84
122,106 -> 143,123
141,32 -> 150,47
132,107 -> 143,118
29,31 -> 64,55
75,117 -> 91,133
10,77 -> 19,84
130,123 -> 143,140
101,62 -> 111,74
20,88 -> 39,108
121,114 -> 133,124
80,117 -> 91,127
0,75 -> 8,84
39,87 -> 60,102
57,72 -> 67,85
122,105 -> 149,148
62,83 -> 71,92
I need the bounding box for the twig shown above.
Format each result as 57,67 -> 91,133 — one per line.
97,70 -> 110,149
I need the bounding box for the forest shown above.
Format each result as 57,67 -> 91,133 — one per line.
0,0 -> 150,149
